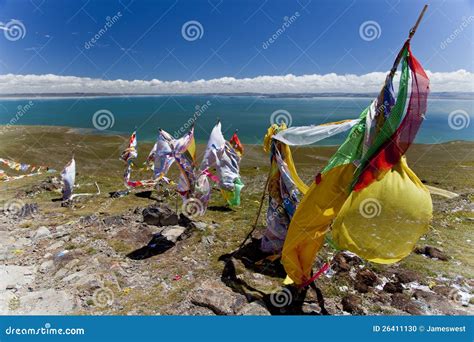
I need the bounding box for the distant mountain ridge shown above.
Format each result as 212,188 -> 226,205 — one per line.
0,92 -> 473,100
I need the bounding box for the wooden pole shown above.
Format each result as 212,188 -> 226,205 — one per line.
388,4 -> 428,79
376,5 -> 428,116
237,166 -> 272,250
409,4 -> 428,39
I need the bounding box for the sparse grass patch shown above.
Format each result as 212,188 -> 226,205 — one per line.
1,126 -> 473,315
109,240 -> 133,254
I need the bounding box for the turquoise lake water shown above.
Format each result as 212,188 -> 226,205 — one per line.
0,95 -> 472,144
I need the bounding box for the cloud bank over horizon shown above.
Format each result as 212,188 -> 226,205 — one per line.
0,70 -> 473,94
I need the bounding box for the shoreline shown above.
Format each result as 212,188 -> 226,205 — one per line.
0,92 -> 473,100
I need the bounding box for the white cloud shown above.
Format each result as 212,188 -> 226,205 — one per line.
0,70 -> 472,94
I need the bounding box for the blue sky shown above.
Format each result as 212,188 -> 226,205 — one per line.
0,0 -> 472,93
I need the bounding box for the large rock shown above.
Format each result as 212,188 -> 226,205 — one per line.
341,294 -> 364,314
383,281 -> 404,294
354,269 -> 378,293
424,246 -> 449,261
412,289 -> 438,302
12,289 -> 75,315
237,301 -> 270,315
142,205 -> 179,226
33,226 -> 51,241
161,226 -> 187,243
189,280 -> 247,315
0,265 -> 36,291
415,245 -> 449,261
394,269 -> 420,284
333,251 -> 362,273
333,252 -> 351,272
39,260 -> 54,273
391,293 -> 422,315
169,299 -> 216,315
146,225 -> 187,248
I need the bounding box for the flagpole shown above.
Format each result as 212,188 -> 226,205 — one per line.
375,5 -> 428,117
237,166 -> 272,250
388,4 -> 428,79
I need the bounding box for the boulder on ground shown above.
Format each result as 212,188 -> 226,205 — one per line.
142,204 -> 179,227
383,281 -> 404,294
394,269 -> 420,284
14,289 -> 75,315
415,245 -> 449,261
341,294 -> 364,314
354,269 -> 378,293
237,301 -> 270,315
333,251 -> 362,273
189,279 -> 247,315
160,226 -> 187,243
391,293 -> 421,315
33,226 -> 51,241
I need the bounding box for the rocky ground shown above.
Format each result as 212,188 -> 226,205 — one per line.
0,126 -> 473,315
